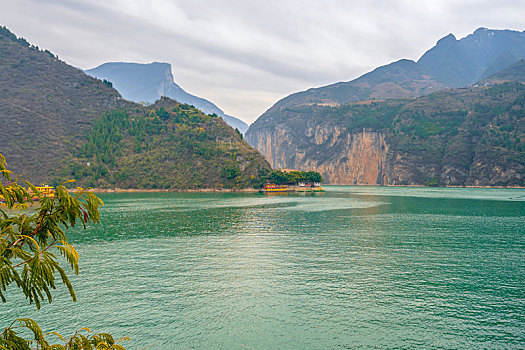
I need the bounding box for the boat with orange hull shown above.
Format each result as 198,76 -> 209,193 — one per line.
262,182 -> 290,193
262,181 -> 324,194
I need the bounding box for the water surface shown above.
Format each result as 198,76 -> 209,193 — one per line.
3,186 -> 524,349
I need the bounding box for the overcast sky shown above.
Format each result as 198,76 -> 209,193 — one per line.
1,0 -> 524,123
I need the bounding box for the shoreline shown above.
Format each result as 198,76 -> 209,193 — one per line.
87,188 -> 260,193
333,184 -> 525,189
85,184 -> 525,193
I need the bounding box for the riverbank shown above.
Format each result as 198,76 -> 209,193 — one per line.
385,184 -> 525,189
85,184 -> 525,193
326,183 -> 525,189
87,188 -> 260,193
88,184 -> 525,193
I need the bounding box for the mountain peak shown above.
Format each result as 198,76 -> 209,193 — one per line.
474,27 -> 489,34
436,33 -> 456,46
418,28 -> 525,87
86,62 -> 249,133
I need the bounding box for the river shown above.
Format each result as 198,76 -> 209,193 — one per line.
3,186 -> 524,349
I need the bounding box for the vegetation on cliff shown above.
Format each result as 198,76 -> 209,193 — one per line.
64,98 -> 270,189
248,82 -> 525,186
265,170 -> 323,185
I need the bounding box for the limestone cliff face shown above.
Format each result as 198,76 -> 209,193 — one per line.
247,124 -> 394,185
303,130 -> 390,185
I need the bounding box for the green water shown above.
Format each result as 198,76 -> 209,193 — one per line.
3,186 -> 525,349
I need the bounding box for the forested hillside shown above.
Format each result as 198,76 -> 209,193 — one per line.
66,98 -> 269,189
0,26 -> 270,189
0,26 -> 130,183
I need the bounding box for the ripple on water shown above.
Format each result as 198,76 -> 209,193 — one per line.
3,188 -> 524,349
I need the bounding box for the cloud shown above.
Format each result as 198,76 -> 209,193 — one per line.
0,0 -> 524,123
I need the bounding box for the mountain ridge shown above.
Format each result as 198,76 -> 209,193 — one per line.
417,27 -> 525,87
248,27 -> 525,128
246,28 -> 525,187
86,62 -> 249,133
247,82 -> 525,186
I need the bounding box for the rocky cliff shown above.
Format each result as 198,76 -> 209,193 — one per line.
249,126 -> 390,184
247,83 -> 525,186
247,28 -> 525,187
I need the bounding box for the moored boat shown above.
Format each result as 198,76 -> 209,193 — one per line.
261,181 -> 325,193
262,182 -> 289,193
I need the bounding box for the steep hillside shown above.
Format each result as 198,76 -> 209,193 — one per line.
482,58 -> 525,84
247,82 -> 525,187
65,98 -> 269,189
0,26 -> 131,183
0,26 -> 269,188
86,62 -> 249,133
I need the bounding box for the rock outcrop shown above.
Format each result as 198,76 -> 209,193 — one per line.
249,126 -> 390,184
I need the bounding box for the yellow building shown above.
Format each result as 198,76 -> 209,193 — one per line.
32,184 -> 55,199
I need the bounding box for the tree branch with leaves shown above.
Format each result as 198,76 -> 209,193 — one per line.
0,153 -> 127,349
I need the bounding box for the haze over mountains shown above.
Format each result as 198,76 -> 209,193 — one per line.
246,28 -> 525,186
86,62 -> 249,134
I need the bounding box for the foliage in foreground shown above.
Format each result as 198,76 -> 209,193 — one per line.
0,153 -> 127,349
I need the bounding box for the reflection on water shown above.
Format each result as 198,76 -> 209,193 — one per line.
2,187 -> 524,349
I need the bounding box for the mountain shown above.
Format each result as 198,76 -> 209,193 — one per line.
69,98 -> 269,189
0,26 -> 130,184
249,29 -> 525,132
418,28 -> 525,87
0,26 -> 269,188
85,62 -> 249,134
246,28 -> 525,186
252,59 -> 448,129
482,58 -> 525,84
247,82 -> 525,186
